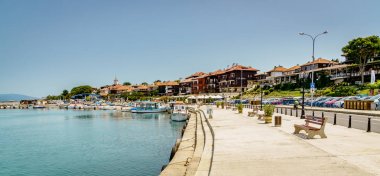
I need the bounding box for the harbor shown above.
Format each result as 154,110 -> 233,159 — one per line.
0,109 -> 186,176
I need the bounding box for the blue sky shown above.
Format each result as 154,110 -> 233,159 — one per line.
1,0 -> 379,97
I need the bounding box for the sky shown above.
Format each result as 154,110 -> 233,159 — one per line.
1,0 -> 379,97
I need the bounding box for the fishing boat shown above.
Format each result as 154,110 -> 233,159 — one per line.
131,102 -> 168,113
32,105 -> 46,109
170,102 -> 189,122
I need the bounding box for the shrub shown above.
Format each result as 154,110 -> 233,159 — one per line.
236,104 -> 243,113
216,101 -> 221,108
263,104 -> 275,117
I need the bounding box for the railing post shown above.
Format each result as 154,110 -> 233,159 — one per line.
281,108 -> 283,114
348,115 -> 352,128
333,114 -> 337,125
296,109 -> 298,117
276,108 -> 278,113
367,118 -> 371,132
322,112 -> 324,118
290,109 -> 293,116
285,108 -> 287,115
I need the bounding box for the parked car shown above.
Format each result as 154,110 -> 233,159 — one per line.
334,96 -> 360,108
324,97 -> 342,108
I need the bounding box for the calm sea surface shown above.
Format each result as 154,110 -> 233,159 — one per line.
0,109 -> 185,176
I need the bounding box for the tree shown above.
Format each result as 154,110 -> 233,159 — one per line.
123,82 -> 131,86
61,89 -> 69,96
70,85 -> 93,95
141,82 -> 148,85
342,35 -> 380,84
61,89 -> 69,100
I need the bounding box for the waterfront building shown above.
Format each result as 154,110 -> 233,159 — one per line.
265,66 -> 287,85
218,64 -> 259,93
157,81 -> 180,96
205,69 -> 224,93
300,58 -> 337,72
179,78 -> 192,95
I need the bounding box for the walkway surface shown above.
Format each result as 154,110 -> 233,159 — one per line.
204,107 -> 380,176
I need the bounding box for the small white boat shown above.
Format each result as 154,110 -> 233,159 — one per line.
170,103 -> 189,122
33,105 -> 45,109
131,102 -> 168,113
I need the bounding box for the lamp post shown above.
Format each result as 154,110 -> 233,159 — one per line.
240,69 -> 243,103
300,72 -> 307,119
260,84 -> 264,110
299,30 -> 328,108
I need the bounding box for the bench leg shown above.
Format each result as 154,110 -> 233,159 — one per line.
306,130 -> 316,139
293,126 -> 302,134
319,131 -> 327,138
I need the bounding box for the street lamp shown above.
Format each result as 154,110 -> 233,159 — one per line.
240,69 -> 243,103
299,30 -> 328,108
300,72 -> 308,119
260,84 -> 264,110
260,83 -> 268,110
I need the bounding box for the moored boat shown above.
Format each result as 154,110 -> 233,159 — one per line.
170,102 -> 189,122
131,102 -> 168,113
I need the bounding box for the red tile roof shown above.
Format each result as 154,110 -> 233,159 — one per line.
225,65 -> 259,72
268,66 -> 288,72
301,58 -> 337,66
286,65 -> 301,71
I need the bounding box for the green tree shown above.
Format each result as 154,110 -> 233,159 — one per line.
123,82 -> 131,86
342,35 -> 380,84
70,85 -> 93,95
61,89 -> 69,96
141,82 -> 148,85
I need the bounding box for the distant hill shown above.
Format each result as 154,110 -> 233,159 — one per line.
0,94 -> 38,102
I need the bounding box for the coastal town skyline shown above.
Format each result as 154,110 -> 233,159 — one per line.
1,0 -> 380,97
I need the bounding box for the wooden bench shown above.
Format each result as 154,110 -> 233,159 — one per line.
248,107 -> 259,117
293,116 -> 327,139
257,111 -> 264,120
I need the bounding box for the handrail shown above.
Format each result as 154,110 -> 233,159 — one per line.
196,108 -> 215,176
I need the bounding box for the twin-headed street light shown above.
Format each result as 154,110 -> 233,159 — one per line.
299,30 -> 328,108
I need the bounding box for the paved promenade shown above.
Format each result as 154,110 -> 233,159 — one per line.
204,107 -> 380,176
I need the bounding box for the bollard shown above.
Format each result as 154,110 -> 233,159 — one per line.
285,108 -> 287,115
296,109 -> 298,117
312,111 -> 315,116
348,115 -> 352,128
333,114 -> 337,125
367,118 -> 371,132
290,109 -> 293,116
322,112 -> 324,118
281,108 -> 283,114
277,108 -> 279,113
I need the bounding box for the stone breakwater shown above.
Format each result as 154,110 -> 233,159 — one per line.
160,108 -> 214,176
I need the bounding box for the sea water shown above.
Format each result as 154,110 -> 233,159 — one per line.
0,109 -> 185,176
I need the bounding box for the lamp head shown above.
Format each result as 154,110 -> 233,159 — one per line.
299,32 -> 305,35
323,30 -> 328,34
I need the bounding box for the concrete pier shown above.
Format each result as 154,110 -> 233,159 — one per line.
203,107 -> 380,176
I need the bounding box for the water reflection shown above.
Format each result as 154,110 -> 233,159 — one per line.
75,114 -> 94,119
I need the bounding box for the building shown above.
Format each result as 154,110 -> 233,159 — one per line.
266,66 -> 287,85
179,78 -> 192,95
205,69 -> 224,93
157,81 -> 180,96
218,64 -> 259,93
300,58 -> 337,72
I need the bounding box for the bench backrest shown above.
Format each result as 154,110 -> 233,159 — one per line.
305,116 -> 327,130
